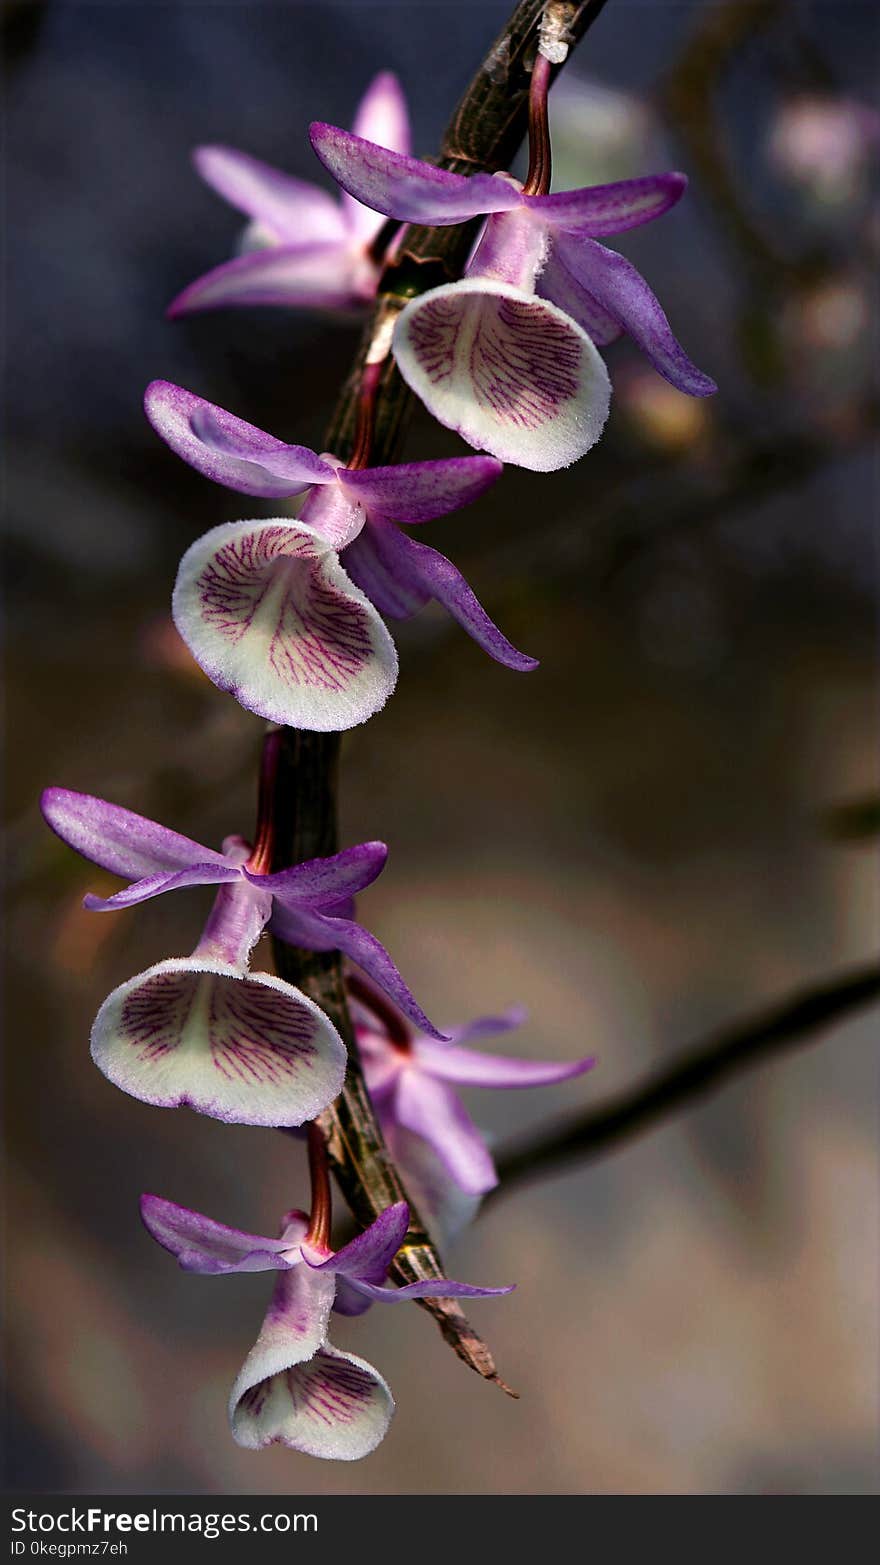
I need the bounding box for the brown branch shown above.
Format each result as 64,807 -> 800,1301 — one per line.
270,0 -> 615,1390
488,963 -> 880,1200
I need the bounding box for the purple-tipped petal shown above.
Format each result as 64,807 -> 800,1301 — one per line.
345,72 -> 412,239
172,519 -> 399,732
167,241 -> 377,318
140,1194 -> 295,1274
245,841 -> 388,910
351,71 -> 412,157
83,862 -> 240,913
271,903 -> 445,1040
345,1275 -> 514,1303
394,1071 -> 498,1194
144,381 -> 334,497
414,1036 -> 596,1089
332,1277 -> 375,1317
339,455 -> 502,524
91,957 -> 346,1127
378,1118 -> 483,1246
526,173 -> 687,236
557,235 -> 717,396
537,243 -> 623,346
309,125 -> 520,225
41,787 -> 222,881
393,278 -> 612,471
343,518 -> 538,671
194,146 -> 348,245
304,1202 -> 409,1282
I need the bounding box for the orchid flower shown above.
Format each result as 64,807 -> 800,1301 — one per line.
145,381 -> 535,727
41,785 -> 445,1122
168,72 -> 411,318
351,980 -> 596,1215
141,1195 -> 512,1458
309,124 -> 717,470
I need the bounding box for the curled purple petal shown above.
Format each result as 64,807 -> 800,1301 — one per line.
144,381 -> 334,497
343,519 -> 538,672
394,1071 -> 498,1194
556,235 -> 717,396
245,841 -> 388,910
140,1194 -> 294,1274
41,787 -> 222,881
345,1275 -> 515,1304
351,71 -> 411,156
339,456 -> 502,524
83,862 -> 240,913
194,146 -> 348,245
309,124 -> 519,225
414,1036 -> 596,1089
537,243 -> 623,346
526,173 -> 687,236
303,1202 -> 410,1282
167,241 -> 376,318
344,71 -> 412,239
272,904 -> 445,1040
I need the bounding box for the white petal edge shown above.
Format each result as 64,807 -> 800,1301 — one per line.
172,518 -> 399,731
90,957 -> 346,1126
392,277 -> 612,472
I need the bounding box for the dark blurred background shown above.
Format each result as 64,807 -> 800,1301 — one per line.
3,0 -> 878,1495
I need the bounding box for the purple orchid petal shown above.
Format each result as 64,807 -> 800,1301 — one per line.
194,145 -> 348,246
392,278 -> 612,471
167,241 -> 376,318
343,518 -> 538,671
414,1035 -> 596,1089
139,1194 -> 295,1274
344,1275 -> 514,1304
144,381 -> 334,498
244,841 -> 388,910
309,125 -> 520,225
271,903 -> 445,1041
83,862 -> 240,913
526,173 -> 687,236
443,1006 -> 527,1043
351,71 -> 411,156
536,242 -> 623,346
332,1276 -> 375,1317
338,455 -> 502,524
230,1265 -> 337,1442
378,1118 -> 483,1247
91,957 -> 346,1127
393,1070 -> 498,1194
172,519 -> 399,732
556,235 -> 717,396
231,1314 -> 394,1460
344,71 -> 412,240
304,1202 -> 409,1282
41,787 -> 223,881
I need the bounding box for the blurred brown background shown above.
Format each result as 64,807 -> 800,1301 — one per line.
3,0 -> 878,1494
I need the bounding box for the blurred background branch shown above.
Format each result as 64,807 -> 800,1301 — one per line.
491,963 -> 880,1198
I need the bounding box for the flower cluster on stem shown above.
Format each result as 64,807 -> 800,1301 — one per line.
44,13 -> 716,1459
